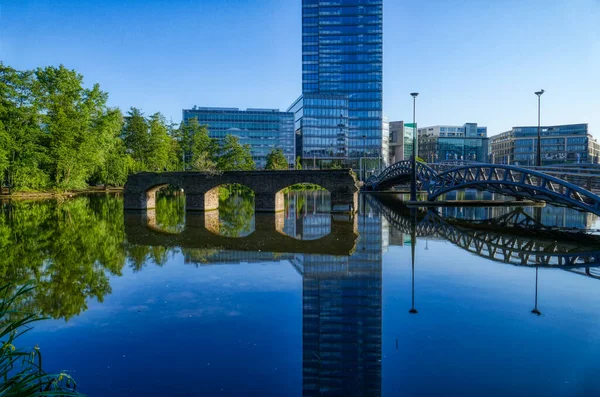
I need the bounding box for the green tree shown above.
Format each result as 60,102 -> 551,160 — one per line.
146,113 -> 173,172
34,65 -> 116,189
295,156 -> 302,170
265,148 -> 289,170
178,117 -> 216,170
0,63 -> 49,190
123,107 -> 149,169
95,138 -> 135,186
216,135 -> 256,171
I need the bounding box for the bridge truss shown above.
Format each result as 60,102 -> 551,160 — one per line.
369,198 -> 600,269
365,161 -> 600,215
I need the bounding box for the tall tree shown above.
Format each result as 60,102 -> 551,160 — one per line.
178,117 -> 215,170
216,135 -> 256,171
0,63 -> 48,190
265,148 -> 289,170
146,112 -> 173,172
34,65 -> 116,189
123,107 -> 149,169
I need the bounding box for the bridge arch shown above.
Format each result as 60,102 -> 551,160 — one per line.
124,170 -> 358,213
365,161 -> 600,215
428,165 -> 600,215
368,196 -> 600,267
365,160 -> 438,191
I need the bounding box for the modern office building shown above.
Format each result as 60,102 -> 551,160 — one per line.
417,123 -> 489,163
182,107 -> 295,168
489,123 -> 599,166
288,0 -> 384,171
388,121 -> 416,165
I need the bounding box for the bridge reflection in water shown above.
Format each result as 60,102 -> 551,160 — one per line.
126,195 -> 600,396
126,197 -> 384,397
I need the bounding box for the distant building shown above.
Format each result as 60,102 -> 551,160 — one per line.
417,123 -> 489,163
388,121 -> 416,164
489,123 -> 599,166
182,107 -> 295,169
382,116 -> 390,169
289,0 -> 384,171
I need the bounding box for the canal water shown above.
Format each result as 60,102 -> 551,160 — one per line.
2,191 -> 600,396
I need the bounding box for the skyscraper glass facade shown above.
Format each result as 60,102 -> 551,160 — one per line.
300,206 -> 383,396
182,107 -> 295,168
417,123 -> 489,163
291,0 -> 383,169
490,123 -> 599,165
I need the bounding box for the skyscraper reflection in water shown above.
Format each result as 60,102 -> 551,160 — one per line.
293,200 -> 383,396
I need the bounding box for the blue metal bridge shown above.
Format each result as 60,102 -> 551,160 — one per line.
364,160 -> 600,216
368,196 -> 600,270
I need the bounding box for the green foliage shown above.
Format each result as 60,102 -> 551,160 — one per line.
265,148 -> 289,170
178,117 -> 217,171
154,192 -> 186,233
218,184 -> 254,201
218,191 -> 255,237
0,283 -> 81,396
295,156 -> 302,170
0,64 -> 49,190
0,196 -> 126,320
0,61 -> 270,191
146,113 -> 173,172
122,107 -> 149,168
282,183 -> 326,193
0,63 -> 126,191
34,65 -> 119,189
215,135 -> 256,171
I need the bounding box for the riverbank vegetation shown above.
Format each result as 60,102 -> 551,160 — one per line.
0,63 -> 259,193
0,283 -> 80,395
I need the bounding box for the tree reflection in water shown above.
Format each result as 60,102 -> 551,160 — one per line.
154,189 -> 186,233
216,188 -> 255,238
0,195 -> 125,321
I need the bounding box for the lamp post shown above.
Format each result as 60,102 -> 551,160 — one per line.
410,93 -> 419,201
535,89 -> 545,167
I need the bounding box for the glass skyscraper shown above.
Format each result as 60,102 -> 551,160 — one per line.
289,0 -> 383,170
182,107 -> 295,169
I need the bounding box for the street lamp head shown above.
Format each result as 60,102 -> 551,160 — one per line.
410,92 -> 419,98
535,89 -> 545,97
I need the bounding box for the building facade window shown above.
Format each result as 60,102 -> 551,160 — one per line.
182,108 -> 295,168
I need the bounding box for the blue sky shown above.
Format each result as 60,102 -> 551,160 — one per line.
1,0 -> 598,137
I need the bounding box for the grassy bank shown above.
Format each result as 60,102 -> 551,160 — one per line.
0,186 -> 123,199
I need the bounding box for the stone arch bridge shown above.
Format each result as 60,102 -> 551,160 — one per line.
124,211 -> 358,256
124,170 -> 359,213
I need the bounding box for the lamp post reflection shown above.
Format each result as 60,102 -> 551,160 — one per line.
531,266 -> 541,316
409,208 -> 418,314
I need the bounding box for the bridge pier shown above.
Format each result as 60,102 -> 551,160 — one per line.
124,191 -> 152,210
255,192 -> 285,213
331,192 -> 358,213
185,189 -> 219,212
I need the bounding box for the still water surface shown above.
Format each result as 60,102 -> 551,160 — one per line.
2,191 -> 600,396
